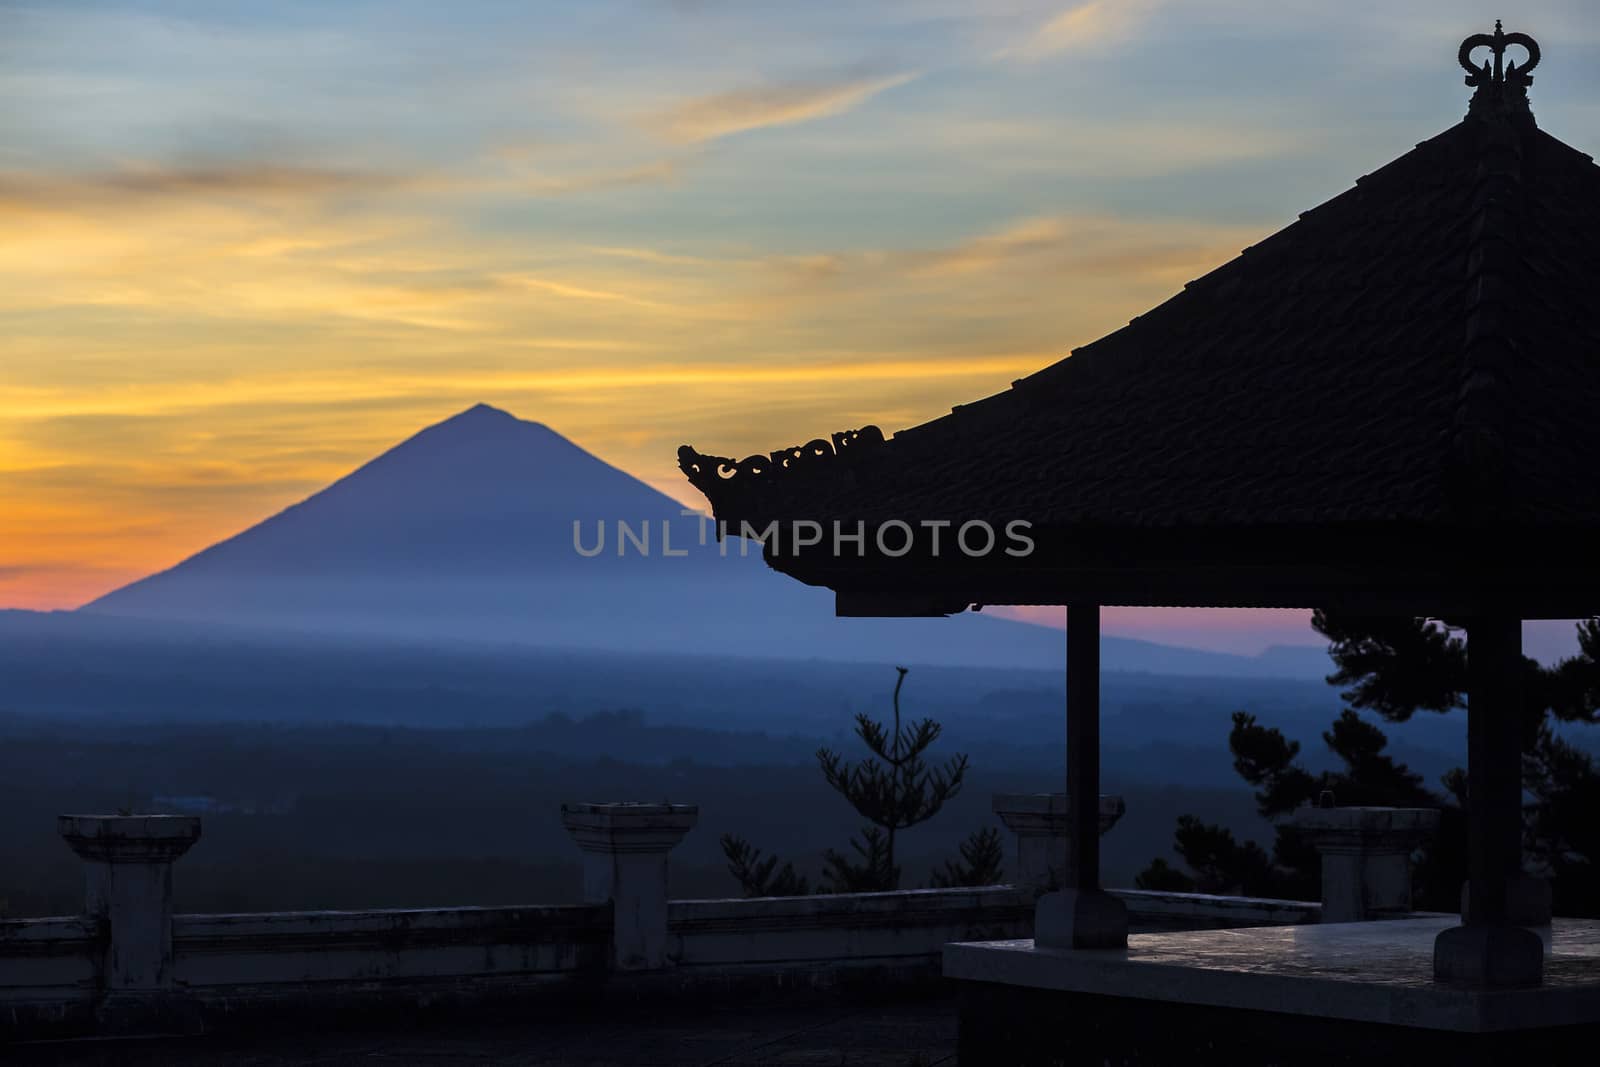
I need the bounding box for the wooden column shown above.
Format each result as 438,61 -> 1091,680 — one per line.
1065,602 -> 1101,891
1033,603 -> 1127,949
1464,615 -> 1523,926
1433,614 -> 1543,986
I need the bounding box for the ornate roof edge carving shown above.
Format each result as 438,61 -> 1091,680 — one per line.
678,425 -> 886,504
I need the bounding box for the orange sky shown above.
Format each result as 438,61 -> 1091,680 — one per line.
4,2 -> 1597,634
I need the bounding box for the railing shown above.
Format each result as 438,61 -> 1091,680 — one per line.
1114,889 -> 1319,930
0,796 -> 1431,1040
0,915 -> 99,1031
669,885 -> 1031,978
172,904 -> 611,988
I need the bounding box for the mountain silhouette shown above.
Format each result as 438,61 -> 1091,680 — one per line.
83,404 -> 1322,677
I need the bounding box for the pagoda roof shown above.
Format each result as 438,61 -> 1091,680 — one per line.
677,28 -> 1600,616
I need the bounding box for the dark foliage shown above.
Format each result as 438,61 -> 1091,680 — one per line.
1524,727 -> 1600,917
1140,614 -> 1600,916
1313,612 -> 1468,720
1134,857 -> 1193,893
722,667 -> 988,896
930,826 -> 1006,889
719,833 -> 811,896
820,826 -> 899,893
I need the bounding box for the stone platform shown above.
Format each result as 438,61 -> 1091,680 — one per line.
946,916 -> 1600,1065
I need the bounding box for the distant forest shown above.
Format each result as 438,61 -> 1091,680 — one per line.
0,714 -> 1271,917
0,617 -> 1520,918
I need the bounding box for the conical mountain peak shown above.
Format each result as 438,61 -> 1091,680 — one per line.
76,404 -> 1322,676
83,403 -> 690,607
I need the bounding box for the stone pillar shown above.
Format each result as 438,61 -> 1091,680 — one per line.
1034,605 -> 1128,949
1291,806 -> 1438,922
1433,614 -> 1544,987
992,792 -> 1125,899
1460,874 -> 1552,926
57,815 -> 202,991
561,802 -> 697,971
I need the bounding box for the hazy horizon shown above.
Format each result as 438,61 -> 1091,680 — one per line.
30,400 -> 1589,665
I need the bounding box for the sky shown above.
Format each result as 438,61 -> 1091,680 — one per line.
3,1 -> 1598,652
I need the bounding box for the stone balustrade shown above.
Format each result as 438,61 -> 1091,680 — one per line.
560,802 -> 698,970
0,794 -> 1438,1040
57,814 -> 202,993
992,793 -> 1125,898
1289,805 -> 1439,922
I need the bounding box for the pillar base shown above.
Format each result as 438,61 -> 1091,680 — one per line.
1035,888 -> 1128,950
1433,923 -> 1544,987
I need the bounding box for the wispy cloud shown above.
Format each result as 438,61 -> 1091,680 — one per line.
641,73 -> 916,143
0,164 -> 408,212
0,151 -> 678,220
585,245 -> 720,267
905,216 -> 1073,276
758,211 -> 1256,298
1007,0 -> 1160,61
856,114 -> 1306,179
517,158 -> 681,196
494,274 -> 685,314
11,0 -> 1594,616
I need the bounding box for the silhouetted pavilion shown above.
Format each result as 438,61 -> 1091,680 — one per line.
681,24 -> 1597,989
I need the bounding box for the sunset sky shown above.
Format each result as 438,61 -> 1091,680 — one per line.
4,2 -> 1598,651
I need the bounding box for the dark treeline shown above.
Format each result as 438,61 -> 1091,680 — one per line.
0,715 -> 1268,918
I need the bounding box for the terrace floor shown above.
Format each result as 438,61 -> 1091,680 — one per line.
947,915 -> 1600,1031
18,919 -> 1600,1065
7,994 -> 959,1067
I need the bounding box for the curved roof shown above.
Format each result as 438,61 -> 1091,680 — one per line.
677,37 -> 1600,614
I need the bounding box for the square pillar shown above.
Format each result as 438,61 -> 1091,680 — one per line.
1291,805 -> 1439,922
1034,604 -> 1128,949
992,792 -> 1125,899
561,802 -> 697,971
1433,614 -> 1543,987
57,814 -> 202,991
1460,873 -> 1552,926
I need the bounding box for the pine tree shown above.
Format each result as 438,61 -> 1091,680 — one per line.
720,666 -> 981,896
815,666 -> 969,891
820,826 -> 898,893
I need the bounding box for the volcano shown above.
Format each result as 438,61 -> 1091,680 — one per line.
82,404 -> 1322,676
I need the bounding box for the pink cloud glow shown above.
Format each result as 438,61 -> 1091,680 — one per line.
988,606 -> 1320,656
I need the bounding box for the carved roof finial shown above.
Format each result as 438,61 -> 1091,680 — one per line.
1459,21 -> 1540,123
